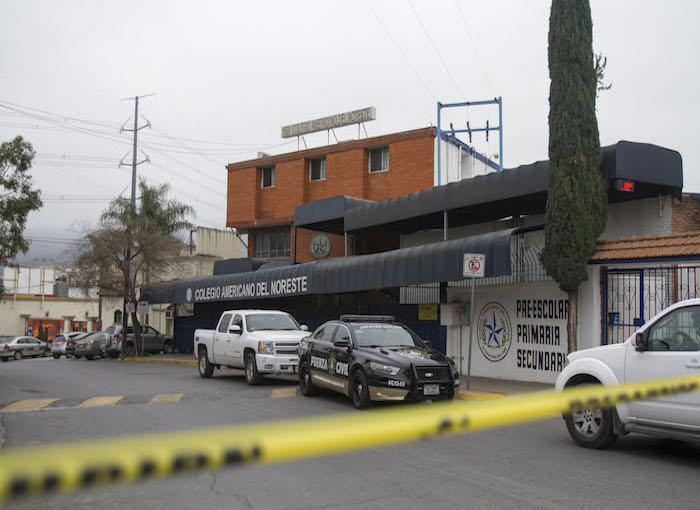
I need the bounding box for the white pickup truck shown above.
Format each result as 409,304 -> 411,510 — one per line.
194,309 -> 311,385
556,298 -> 700,448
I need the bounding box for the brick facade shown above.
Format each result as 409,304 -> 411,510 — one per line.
671,194 -> 700,233
226,127 -> 436,260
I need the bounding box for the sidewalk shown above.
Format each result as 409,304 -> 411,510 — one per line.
115,353 -> 197,366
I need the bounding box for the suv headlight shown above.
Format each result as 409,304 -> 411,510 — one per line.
257,341 -> 274,355
369,361 -> 400,376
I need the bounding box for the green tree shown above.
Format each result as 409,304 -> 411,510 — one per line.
75,179 -> 193,356
0,136 -> 43,270
541,0 -> 608,353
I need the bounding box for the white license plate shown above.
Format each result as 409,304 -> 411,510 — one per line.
423,384 -> 440,396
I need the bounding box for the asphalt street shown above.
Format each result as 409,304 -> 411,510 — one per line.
0,357 -> 698,509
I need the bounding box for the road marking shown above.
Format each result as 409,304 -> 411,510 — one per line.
148,393 -> 184,405
271,387 -> 298,398
79,396 -> 123,408
0,399 -> 59,412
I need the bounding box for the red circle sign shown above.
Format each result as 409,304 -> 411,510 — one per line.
468,259 -> 481,273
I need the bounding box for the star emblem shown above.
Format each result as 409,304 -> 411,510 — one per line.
484,313 -> 504,347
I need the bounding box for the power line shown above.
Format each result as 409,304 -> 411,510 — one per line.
454,0 -> 496,97
408,0 -> 465,98
364,0 -> 438,101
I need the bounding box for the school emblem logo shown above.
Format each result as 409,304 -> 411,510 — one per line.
186,288 -> 193,302
477,301 -> 512,362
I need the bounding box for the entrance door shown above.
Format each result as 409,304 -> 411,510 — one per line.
624,305 -> 700,429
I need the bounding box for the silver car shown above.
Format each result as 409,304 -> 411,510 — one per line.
51,332 -> 85,359
0,336 -> 49,361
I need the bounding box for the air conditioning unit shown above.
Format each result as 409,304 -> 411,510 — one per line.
165,310 -> 173,320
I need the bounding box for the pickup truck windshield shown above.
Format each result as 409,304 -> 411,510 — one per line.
351,324 -> 425,348
247,314 -> 300,332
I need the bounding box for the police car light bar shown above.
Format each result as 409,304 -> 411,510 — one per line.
339,315 -> 396,322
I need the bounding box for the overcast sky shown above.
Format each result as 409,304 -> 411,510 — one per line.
1,0 -> 698,264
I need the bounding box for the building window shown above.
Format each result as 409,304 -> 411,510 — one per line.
309,157 -> 326,181
254,230 -> 291,259
261,166 -> 275,188
114,310 -> 122,324
368,146 -> 389,173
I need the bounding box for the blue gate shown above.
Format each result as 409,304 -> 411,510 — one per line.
602,266 -> 700,344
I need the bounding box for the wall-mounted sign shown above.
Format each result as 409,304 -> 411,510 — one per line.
310,233 -> 331,260
281,107 -> 376,138
614,179 -> 635,192
418,303 -> 438,321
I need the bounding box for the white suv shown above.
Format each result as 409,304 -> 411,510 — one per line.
556,298 -> 700,448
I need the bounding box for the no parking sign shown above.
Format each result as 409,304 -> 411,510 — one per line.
463,253 -> 485,278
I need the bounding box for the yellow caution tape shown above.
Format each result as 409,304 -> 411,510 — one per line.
0,374 -> 698,501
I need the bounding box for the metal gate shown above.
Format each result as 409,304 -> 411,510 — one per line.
602,266 -> 700,344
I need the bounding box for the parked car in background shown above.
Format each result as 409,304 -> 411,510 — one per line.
194,310 -> 311,384
74,332 -> 111,360
51,332 -> 87,359
556,298 -> 700,449
65,332 -> 89,358
0,336 -> 50,361
105,325 -> 174,356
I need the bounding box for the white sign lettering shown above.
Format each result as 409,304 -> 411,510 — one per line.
190,276 -> 308,303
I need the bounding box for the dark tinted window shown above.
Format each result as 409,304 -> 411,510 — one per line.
313,325 -> 337,343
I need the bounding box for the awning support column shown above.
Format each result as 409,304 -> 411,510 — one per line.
443,211 -> 448,241
293,226 -> 298,264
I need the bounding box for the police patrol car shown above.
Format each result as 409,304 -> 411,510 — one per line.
298,315 -> 459,409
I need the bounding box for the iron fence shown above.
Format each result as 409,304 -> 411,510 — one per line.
602,265 -> 700,344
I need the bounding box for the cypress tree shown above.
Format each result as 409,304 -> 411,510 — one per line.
541,0 -> 608,353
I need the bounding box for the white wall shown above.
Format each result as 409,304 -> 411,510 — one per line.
434,138 -> 496,186
0,296 -> 99,336
446,282 -> 569,383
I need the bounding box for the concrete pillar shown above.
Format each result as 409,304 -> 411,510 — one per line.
62,316 -> 75,334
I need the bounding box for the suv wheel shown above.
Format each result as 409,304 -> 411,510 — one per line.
198,349 -> 214,378
564,382 -> 617,449
299,362 -> 319,396
351,370 -> 371,409
245,352 -> 263,385
163,341 -> 173,355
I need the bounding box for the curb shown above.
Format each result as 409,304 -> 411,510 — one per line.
458,390 -> 507,401
115,358 -> 198,367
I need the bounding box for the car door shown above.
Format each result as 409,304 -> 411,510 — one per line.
227,314 -> 245,366
143,326 -> 159,352
308,324 -> 339,392
213,313 -> 233,364
329,325 -> 352,395
624,304 -> 700,429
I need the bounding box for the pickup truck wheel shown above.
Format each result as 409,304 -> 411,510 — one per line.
198,350 -> 214,378
564,383 -> 617,449
163,341 -> 173,355
351,370 -> 371,410
299,362 -> 319,396
245,352 -> 263,385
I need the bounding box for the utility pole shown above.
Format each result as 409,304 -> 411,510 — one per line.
119,93 -> 153,356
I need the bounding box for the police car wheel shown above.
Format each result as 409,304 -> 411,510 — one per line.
351,370 -> 371,409
299,362 -> 319,396
245,352 -> 263,385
